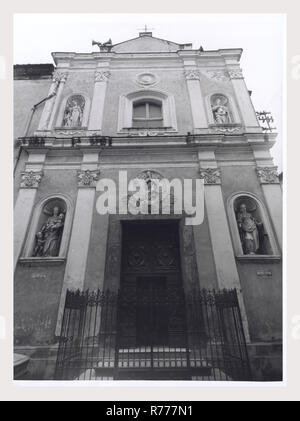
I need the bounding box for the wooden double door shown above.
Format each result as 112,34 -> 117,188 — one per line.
118,220 -> 187,349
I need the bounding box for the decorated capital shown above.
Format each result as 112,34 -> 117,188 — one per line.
256,166 -> 279,184
95,71 -> 111,83
184,69 -> 201,81
20,170 -> 44,189
77,169 -> 100,188
199,167 -> 222,185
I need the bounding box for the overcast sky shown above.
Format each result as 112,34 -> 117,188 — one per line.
14,13 -> 285,171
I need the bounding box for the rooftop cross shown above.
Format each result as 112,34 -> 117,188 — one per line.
138,25 -> 154,34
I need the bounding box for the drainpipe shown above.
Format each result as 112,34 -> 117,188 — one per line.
14,91 -> 57,174
24,92 -> 56,137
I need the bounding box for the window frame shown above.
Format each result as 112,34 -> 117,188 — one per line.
132,99 -> 163,128
117,89 -> 178,133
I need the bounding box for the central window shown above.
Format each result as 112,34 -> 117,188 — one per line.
117,90 -> 178,133
132,100 -> 163,128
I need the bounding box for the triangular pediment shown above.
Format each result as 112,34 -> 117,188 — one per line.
112,34 -> 183,53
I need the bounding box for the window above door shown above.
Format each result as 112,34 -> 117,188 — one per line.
132,100 -> 163,128
117,89 -> 178,134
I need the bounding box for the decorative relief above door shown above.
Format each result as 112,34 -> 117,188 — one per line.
135,72 -> 158,87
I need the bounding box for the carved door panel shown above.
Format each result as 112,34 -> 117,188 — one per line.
136,276 -> 168,346
118,221 -> 186,348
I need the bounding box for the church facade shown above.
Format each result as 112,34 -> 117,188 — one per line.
14,31 -> 282,381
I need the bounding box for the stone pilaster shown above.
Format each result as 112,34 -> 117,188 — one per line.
199,158 -> 250,342
36,71 -> 68,134
47,71 -> 68,130
228,67 -> 260,129
14,170 -> 44,270
55,155 -> 100,335
88,67 -> 111,134
184,67 -> 208,132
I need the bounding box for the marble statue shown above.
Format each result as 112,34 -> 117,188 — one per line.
62,97 -> 84,127
237,203 -> 262,255
33,207 -> 65,257
33,231 -> 45,257
211,97 -> 231,124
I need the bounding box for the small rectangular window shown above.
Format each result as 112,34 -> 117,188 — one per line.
132,101 -> 163,128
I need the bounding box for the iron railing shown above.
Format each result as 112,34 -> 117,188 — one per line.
54,288 -> 252,381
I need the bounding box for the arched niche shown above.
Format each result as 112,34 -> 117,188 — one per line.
206,92 -> 241,125
22,194 -> 73,259
227,192 -> 279,257
55,93 -> 91,129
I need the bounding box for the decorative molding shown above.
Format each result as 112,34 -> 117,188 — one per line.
184,69 -> 201,80
94,71 -> 111,82
204,70 -> 230,82
228,68 -> 244,79
209,125 -> 243,134
236,255 -> 281,263
18,257 -> 66,266
135,72 -> 158,87
20,170 -> 43,189
125,129 -> 174,137
77,169 -> 100,187
199,167 -> 221,185
138,130 -> 159,137
55,129 -> 86,136
256,166 -> 279,184
127,170 -> 176,214
136,169 -> 164,182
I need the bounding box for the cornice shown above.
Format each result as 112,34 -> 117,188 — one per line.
18,133 -> 277,151
51,52 -> 76,64
51,48 -> 243,66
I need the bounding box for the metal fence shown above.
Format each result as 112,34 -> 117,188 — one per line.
54,288 -> 252,381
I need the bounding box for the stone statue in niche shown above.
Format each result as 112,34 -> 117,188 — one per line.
211,95 -> 231,124
236,203 -> 262,255
33,231 -> 46,257
33,206 -> 65,257
62,95 -> 85,127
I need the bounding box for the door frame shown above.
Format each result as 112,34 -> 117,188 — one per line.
103,214 -> 201,294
